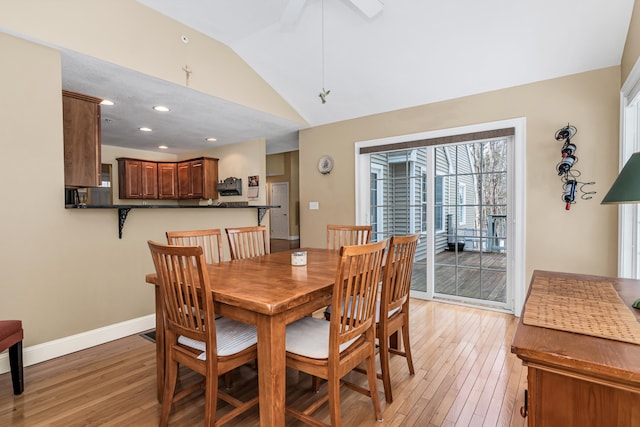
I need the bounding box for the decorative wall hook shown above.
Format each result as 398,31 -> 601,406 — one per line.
554,124 -> 596,210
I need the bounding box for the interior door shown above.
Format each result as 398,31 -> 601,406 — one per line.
270,182 -> 289,239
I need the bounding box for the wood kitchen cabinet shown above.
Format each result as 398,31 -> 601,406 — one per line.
63,90 -> 102,187
178,157 -> 218,199
511,271 -> 640,427
116,157 -> 217,200
117,158 -> 158,199
157,163 -> 178,199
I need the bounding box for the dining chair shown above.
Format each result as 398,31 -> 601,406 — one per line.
0,320 -> 24,395
376,233 -> 419,403
326,224 -> 372,251
225,226 -> 270,260
147,241 -> 258,427
166,228 -> 237,389
285,240 -> 387,426
166,228 -> 225,264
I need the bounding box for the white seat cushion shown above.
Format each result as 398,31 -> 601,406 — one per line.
325,298 -> 400,323
177,317 -> 257,360
286,316 -> 359,359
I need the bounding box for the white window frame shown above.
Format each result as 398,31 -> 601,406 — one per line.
619,58 -> 640,279
370,164 -> 385,237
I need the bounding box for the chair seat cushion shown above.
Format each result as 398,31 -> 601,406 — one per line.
0,320 -> 23,352
177,317 -> 257,359
285,317 -> 359,359
325,299 -> 400,323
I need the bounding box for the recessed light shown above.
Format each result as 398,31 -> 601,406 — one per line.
100,99 -> 114,106
139,127 -> 152,132
206,137 -> 217,142
153,105 -> 170,112
158,145 -> 168,150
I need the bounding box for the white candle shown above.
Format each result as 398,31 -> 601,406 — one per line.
291,251 -> 307,266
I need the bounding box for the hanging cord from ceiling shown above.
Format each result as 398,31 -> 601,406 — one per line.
319,0 -> 331,103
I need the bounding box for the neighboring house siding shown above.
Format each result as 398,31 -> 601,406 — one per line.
434,148 -> 450,253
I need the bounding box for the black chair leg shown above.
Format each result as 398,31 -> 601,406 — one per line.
9,341 -> 23,395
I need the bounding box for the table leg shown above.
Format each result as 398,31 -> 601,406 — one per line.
154,287 -> 164,402
256,313 -> 287,427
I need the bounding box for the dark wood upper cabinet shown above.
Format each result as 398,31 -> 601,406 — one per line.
63,90 -> 102,188
118,157 -> 217,200
117,158 -> 158,199
158,163 -> 178,199
177,157 -> 218,200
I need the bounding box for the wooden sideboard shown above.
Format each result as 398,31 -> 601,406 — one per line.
511,270 -> 640,426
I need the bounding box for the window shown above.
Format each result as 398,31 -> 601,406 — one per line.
619,60 -> 640,279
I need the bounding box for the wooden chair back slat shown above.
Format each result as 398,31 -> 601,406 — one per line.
225,226 -> 270,260
326,224 -> 372,251
166,229 -> 224,264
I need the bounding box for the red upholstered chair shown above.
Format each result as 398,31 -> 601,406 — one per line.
0,320 -> 24,395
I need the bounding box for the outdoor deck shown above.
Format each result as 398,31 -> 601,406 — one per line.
412,249 -> 507,303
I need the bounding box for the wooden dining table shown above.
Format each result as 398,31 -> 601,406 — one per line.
145,247 -> 341,427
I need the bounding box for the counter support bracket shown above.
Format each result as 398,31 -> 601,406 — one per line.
257,207 -> 270,226
118,208 -> 131,239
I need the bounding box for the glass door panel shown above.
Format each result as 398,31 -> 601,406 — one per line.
368,139 -> 509,309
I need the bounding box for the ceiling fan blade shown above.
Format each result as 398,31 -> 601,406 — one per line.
349,0 -> 384,18
281,0 -> 308,29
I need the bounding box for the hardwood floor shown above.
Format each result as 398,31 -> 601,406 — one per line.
0,300 -> 527,426
270,238 -> 300,253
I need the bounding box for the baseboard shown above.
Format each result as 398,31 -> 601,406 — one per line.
288,235 -> 300,240
0,314 -> 155,375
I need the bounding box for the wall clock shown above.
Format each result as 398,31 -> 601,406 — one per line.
317,155 -> 334,174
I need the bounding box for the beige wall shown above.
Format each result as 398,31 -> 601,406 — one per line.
299,67 -> 621,284
0,32 -> 269,347
622,0 -> 640,83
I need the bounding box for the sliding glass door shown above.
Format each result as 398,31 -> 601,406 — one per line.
364,137 -> 512,311
433,141 -> 508,306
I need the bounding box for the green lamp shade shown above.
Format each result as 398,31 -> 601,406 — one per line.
602,152 -> 640,204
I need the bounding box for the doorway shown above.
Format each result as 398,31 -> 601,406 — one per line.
270,182 -> 290,239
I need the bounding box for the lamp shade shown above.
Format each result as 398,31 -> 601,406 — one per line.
602,152 -> 640,204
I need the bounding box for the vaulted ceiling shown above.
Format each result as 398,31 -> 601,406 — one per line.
65,0 -> 635,153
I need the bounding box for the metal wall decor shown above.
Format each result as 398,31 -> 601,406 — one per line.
554,124 -> 596,210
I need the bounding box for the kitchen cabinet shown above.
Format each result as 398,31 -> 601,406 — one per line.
158,163 -> 178,199
63,90 -> 102,187
117,157 -> 217,200
117,158 -> 158,199
511,270 -> 640,427
178,157 -> 218,200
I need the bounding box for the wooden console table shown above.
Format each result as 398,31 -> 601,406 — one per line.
511,270 -> 640,427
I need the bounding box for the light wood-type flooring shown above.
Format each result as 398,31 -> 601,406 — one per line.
0,300 -> 527,426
